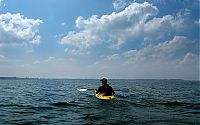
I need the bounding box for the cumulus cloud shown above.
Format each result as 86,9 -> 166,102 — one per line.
113,0 -> 127,10
179,52 -> 199,64
144,9 -> 191,42
0,13 -> 43,47
144,15 -> 174,42
123,36 -> 196,63
173,9 -> 191,33
60,2 -> 158,50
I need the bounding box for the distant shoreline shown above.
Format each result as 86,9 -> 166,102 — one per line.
0,77 -> 198,82
0,77 -> 18,79
0,77 -> 38,80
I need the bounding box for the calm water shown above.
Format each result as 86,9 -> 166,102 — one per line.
0,79 -> 199,125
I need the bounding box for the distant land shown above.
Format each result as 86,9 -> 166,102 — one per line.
0,77 -> 190,81
0,77 -> 18,79
0,77 -> 38,80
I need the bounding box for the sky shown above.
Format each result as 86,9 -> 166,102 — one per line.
0,0 -> 199,80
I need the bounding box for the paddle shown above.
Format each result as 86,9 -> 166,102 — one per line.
77,88 -> 95,92
77,88 -> 129,92
115,88 -> 130,92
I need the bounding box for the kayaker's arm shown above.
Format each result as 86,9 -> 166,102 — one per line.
96,86 -> 102,94
110,86 -> 115,95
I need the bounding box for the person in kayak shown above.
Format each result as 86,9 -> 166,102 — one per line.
96,78 -> 115,96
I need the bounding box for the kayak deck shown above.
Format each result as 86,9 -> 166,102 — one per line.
95,93 -> 115,100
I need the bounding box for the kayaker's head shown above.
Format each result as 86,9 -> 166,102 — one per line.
100,78 -> 107,85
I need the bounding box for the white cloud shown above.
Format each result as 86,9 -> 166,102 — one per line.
44,56 -> 55,62
123,49 -> 137,57
64,48 -> 90,55
113,0 -> 127,10
172,9 -> 191,33
105,54 -> 120,61
60,2 -> 196,55
123,36 -> 194,63
195,18 -> 200,25
60,30 -> 100,49
124,57 -> 145,64
179,52 -> 199,64
0,13 -> 43,47
60,2 -> 158,50
33,60 -> 40,64
119,35 -> 199,80
144,15 -> 174,41
144,9 -> 191,42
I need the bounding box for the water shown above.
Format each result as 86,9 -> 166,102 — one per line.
0,79 -> 199,125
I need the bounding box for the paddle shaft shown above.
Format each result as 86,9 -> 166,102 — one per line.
77,88 -> 129,92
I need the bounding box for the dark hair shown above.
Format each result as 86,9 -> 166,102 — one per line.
100,78 -> 107,84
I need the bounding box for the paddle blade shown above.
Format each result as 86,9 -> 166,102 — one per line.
114,88 -> 130,92
77,88 -> 87,91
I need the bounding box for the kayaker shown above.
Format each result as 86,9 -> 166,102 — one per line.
96,78 -> 115,96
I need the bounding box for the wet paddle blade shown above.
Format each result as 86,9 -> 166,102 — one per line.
77,88 -> 88,91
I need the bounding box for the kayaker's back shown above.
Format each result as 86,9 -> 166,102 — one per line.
97,84 -> 115,96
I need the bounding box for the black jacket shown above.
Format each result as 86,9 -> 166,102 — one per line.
96,84 -> 115,96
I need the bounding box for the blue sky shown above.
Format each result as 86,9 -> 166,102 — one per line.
0,0 -> 199,80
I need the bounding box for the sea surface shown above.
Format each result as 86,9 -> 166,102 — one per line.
0,79 -> 199,125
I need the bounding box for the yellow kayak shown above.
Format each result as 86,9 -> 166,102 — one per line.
95,93 -> 115,100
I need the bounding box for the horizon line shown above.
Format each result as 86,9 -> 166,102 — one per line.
0,76 -> 199,81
